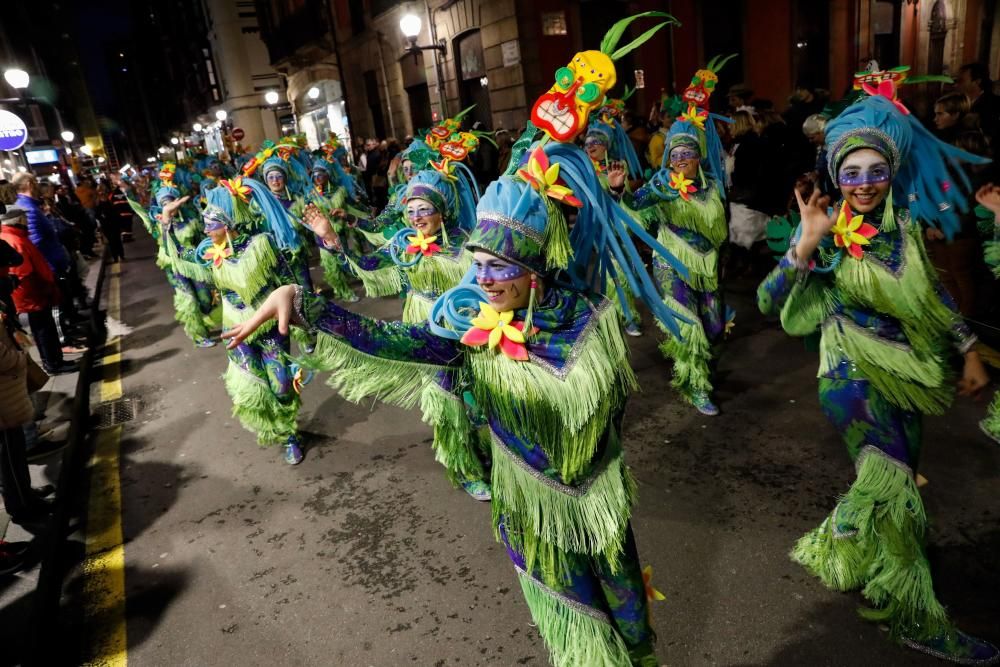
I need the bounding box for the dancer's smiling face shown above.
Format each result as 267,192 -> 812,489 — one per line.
472,251 -> 535,311
669,146 -> 700,180
837,148 -> 891,213
265,170 -> 285,194
406,197 -> 443,236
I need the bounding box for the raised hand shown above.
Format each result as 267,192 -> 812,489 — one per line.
302,204 -> 342,250
221,284 -> 297,349
975,183 -> 1000,218
607,161 -> 626,190
792,187 -> 835,263
161,195 -> 192,224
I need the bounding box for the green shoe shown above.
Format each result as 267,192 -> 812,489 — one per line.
902,628 -> 1000,665
461,479 -> 491,501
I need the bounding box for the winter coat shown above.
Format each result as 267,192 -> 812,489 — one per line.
0,316 -> 33,429
15,193 -> 71,273
0,224 -> 60,313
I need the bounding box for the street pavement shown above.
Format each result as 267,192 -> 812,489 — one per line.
38,233 -> 1000,666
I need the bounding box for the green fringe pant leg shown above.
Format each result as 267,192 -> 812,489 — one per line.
419,379 -> 489,485
654,263 -> 720,400
981,390 -> 1000,442
224,327 -> 301,446
170,274 -> 211,343
792,376 -> 951,640
501,521 -> 656,667
609,260 -> 641,328
319,247 -> 358,301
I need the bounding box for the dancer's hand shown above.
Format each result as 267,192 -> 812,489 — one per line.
221,285 -> 297,349
607,162 -> 626,191
160,196 -> 191,223
793,187 -> 835,263
975,183 -> 1000,219
958,349 -> 989,397
302,204 -> 342,251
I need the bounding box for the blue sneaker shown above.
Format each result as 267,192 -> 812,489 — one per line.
461,479 -> 492,501
624,322 -> 642,337
195,338 -> 217,348
690,391 -> 719,416
902,628 -> 999,665
283,436 -> 304,465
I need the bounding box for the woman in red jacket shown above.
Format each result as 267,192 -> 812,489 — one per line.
0,207 -> 77,374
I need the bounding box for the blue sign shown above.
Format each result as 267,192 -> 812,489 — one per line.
0,110 -> 28,151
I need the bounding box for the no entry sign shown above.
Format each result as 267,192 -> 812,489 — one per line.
0,110 -> 28,151
231,127 -> 245,141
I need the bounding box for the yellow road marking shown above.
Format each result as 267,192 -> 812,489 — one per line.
82,263 -> 127,667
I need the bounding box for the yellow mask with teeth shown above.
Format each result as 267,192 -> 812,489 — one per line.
531,50 -> 617,142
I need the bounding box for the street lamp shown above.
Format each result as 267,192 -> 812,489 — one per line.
60,130 -> 75,143
170,137 -> 179,145
307,87 -> 320,100
3,69 -> 29,90
399,13 -> 422,41
215,109 -> 227,121
265,90 -> 280,105
193,122 -> 203,132
399,8 -> 447,116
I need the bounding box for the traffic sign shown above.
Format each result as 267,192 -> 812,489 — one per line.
0,110 -> 28,151
232,127 -> 245,141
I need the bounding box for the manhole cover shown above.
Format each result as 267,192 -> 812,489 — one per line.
94,397 -> 140,429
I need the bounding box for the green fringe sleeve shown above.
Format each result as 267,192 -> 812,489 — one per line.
295,289 -> 462,409
419,379 -> 487,484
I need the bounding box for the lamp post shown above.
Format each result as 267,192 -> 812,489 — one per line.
265,91 -> 284,136
399,10 -> 449,118
3,69 -> 29,91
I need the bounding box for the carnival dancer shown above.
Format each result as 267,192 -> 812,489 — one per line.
757,84 -> 998,662
620,58 -> 734,416
162,179 -> 312,465
323,163 -> 490,497
973,182 -> 1000,445
224,13 -> 685,665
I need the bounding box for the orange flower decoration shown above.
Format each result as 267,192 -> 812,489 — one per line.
404,230 -> 441,257
202,243 -> 233,268
517,147 -> 583,208
668,171 -> 697,201
460,303 -> 538,361
831,202 -> 878,259
221,177 -> 251,203
861,78 -> 910,115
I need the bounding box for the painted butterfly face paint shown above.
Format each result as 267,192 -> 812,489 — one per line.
669,147 -> 699,162
837,162 -> 891,187
474,256 -> 528,283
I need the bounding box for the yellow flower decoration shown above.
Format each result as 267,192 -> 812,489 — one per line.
202,242 -> 233,268
830,202 -> 878,259
642,565 -> 666,606
429,157 -> 458,182
222,177 -> 252,203
679,104 -> 708,130
405,230 -> 442,257
460,302 -> 535,361
517,147 -> 583,208
668,171 -> 697,201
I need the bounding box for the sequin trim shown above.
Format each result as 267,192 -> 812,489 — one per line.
527,298 -> 612,380
855,444 -> 913,477
490,428 -> 617,498
514,567 -> 613,624
827,127 -> 901,183
477,210 -> 545,244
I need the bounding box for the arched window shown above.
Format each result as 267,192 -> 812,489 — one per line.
928,1 -> 948,77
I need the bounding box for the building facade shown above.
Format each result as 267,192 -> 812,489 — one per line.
255,0 -> 1000,150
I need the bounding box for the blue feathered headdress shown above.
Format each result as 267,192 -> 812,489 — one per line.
825,93 -> 990,237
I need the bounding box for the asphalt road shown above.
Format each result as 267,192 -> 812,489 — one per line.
54,233 -> 1000,666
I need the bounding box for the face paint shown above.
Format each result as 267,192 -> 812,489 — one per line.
669,147 -> 699,162
406,207 -> 439,221
584,138 -> 608,148
530,50 -> 617,142
474,257 -> 528,283
837,152 -> 891,187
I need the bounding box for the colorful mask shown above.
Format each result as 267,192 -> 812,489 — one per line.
681,54 -> 736,110
531,12 -> 677,142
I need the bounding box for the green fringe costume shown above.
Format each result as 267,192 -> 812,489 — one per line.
758,206 -> 979,642
624,178 -> 727,401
